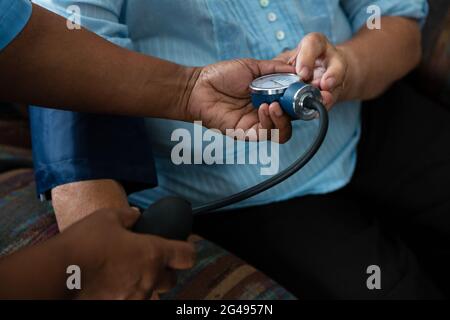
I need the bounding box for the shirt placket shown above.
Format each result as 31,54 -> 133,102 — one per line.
257,0 -> 292,52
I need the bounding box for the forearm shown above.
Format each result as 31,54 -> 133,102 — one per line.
0,236 -> 73,299
339,17 -> 422,102
0,4 -> 198,120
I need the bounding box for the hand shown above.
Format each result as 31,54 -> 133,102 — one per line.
61,208 -> 195,300
187,59 -> 295,143
275,33 -> 349,109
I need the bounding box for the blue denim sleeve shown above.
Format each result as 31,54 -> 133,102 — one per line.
29,0 -> 156,198
30,108 -> 157,198
340,0 -> 429,33
0,0 -> 32,51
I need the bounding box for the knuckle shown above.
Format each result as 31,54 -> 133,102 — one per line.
334,59 -> 346,73
305,32 -> 326,44
238,58 -> 254,67
337,61 -> 348,80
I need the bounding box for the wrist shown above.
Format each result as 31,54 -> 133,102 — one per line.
336,45 -> 362,102
177,66 -> 202,122
134,57 -> 202,121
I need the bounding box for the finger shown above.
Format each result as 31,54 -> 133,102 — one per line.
324,86 -> 343,109
125,285 -> 154,300
268,103 -> 292,143
164,240 -> 196,270
311,59 -> 327,88
320,91 -> 336,110
296,33 -> 328,80
188,234 -> 202,243
117,207 -> 141,229
258,103 -> 274,133
321,53 -> 347,92
154,269 -> 178,294
250,59 -> 295,76
151,292 -> 160,300
274,49 -> 296,64
125,291 -> 149,300
288,46 -> 301,65
273,51 -> 291,63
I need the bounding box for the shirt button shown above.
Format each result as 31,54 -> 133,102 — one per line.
260,0 -> 270,8
276,30 -> 285,41
267,12 -> 277,22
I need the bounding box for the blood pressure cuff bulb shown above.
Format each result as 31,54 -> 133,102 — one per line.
29,106 -> 158,200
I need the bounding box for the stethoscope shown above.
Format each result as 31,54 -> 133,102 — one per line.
134,73 -> 329,240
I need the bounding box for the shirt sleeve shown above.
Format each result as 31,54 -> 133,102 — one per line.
340,0 -> 429,33
32,0 -> 133,49
0,0 -> 32,51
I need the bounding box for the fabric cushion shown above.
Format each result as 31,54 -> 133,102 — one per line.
0,169 -> 56,255
164,235 -> 296,300
0,145 -> 32,162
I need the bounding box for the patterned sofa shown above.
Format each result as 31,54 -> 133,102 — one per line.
0,0 -> 448,300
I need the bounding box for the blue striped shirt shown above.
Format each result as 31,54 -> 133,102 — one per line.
33,0 -> 428,210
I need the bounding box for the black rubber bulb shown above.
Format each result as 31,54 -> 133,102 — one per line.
133,197 -> 193,241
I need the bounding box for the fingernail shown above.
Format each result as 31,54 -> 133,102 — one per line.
326,77 -> 336,90
274,107 -> 283,117
299,66 -> 309,80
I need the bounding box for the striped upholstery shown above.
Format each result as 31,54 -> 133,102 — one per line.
0,169 -> 57,256
164,236 -> 295,300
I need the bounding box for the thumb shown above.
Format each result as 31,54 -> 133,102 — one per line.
163,239 -> 196,270
117,207 -> 141,229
